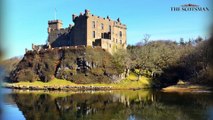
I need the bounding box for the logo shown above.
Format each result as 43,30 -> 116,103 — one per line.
171,3 -> 209,12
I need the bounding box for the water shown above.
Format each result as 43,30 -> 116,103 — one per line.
1,88 -> 213,120
1,88 -> 25,120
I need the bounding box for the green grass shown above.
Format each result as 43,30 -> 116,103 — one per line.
111,72 -> 150,89
162,84 -> 211,93
4,72 -> 151,89
7,78 -> 76,87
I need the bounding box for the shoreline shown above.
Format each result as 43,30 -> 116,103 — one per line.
3,83 -> 212,93
1,73 -> 151,91
2,83 -> 146,91
161,84 -> 212,93
2,78 -> 212,92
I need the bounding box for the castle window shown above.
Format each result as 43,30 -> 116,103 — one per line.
101,23 -> 104,30
101,33 -> 104,38
92,21 -> 95,28
120,40 -> 122,44
119,31 -> 122,37
116,39 -> 118,43
93,31 -> 95,38
109,25 -> 111,32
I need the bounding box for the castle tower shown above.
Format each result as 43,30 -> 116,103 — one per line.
46,9 -> 127,54
47,20 -> 63,33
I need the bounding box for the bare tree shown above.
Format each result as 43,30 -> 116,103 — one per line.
143,34 -> 151,45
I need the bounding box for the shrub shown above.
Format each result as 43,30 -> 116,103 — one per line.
17,69 -> 38,82
70,74 -> 93,84
91,68 -> 104,76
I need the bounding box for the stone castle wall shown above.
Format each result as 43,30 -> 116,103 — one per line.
48,28 -> 71,48
46,9 -> 127,54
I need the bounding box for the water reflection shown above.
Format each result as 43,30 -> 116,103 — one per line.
3,89 -> 213,120
1,88 -> 25,120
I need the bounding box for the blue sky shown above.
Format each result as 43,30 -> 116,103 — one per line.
2,0 -> 212,59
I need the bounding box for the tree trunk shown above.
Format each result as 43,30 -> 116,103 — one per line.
137,74 -> 141,81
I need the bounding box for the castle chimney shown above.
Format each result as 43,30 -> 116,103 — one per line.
72,14 -> 77,21
85,9 -> 90,16
85,9 -> 90,14
117,18 -> 120,22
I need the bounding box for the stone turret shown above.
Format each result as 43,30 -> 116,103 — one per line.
72,14 -> 77,21
85,9 -> 90,16
47,20 -> 63,33
117,18 -> 120,22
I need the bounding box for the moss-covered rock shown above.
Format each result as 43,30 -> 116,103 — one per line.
10,47 -> 126,83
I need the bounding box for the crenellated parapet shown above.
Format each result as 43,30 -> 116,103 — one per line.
32,43 -> 46,52
46,9 -> 127,54
47,20 -> 63,33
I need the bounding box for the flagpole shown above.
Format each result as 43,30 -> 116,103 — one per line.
54,8 -> 57,20
54,0 -> 56,20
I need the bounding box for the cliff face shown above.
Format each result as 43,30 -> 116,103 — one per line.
10,47 -> 126,84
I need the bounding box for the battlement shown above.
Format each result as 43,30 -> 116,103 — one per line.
48,19 -> 63,33
72,9 -> 126,27
46,9 -> 127,54
48,20 -> 63,24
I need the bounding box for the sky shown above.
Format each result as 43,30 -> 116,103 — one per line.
1,0 -> 213,59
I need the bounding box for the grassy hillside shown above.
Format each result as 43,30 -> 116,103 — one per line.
0,57 -> 21,77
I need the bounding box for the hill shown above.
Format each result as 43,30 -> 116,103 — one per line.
0,57 -> 22,77
9,47 -> 128,84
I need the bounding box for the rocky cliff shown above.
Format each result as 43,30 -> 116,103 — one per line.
10,47 -> 127,84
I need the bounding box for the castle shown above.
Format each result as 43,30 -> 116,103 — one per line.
32,9 -> 127,54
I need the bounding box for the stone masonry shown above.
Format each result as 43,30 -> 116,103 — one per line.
33,9 -> 127,54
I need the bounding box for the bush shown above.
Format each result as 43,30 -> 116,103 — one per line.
91,68 -> 104,76
17,69 -> 38,82
70,74 -> 93,84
